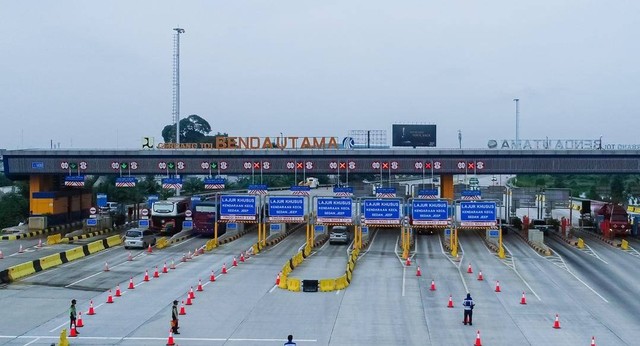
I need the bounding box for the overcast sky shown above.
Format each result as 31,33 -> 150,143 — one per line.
1,1 -> 638,150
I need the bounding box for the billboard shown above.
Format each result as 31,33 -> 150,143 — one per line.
392,124 -> 436,147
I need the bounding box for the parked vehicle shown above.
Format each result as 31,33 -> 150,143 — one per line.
124,228 -> 156,249
596,203 -> 631,237
151,197 -> 191,234
329,226 -> 350,245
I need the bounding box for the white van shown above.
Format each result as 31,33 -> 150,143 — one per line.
299,177 -> 319,189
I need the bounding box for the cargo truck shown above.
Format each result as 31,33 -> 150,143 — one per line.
595,203 -> 631,237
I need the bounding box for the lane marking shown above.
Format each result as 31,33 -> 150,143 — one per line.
502,244 -> 541,301
0,335 -> 318,342
22,336 -> 40,346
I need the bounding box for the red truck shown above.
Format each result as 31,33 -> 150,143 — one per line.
596,203 -> 631,237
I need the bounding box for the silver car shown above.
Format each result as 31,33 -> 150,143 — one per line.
124,228 -> 156,249
329,226 -> 351,245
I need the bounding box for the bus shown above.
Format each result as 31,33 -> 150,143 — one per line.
192,200 -> 226,237
151,197 -> 190,234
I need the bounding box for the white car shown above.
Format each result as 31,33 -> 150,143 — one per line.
329,226 -> 351,245
124,228 -> 156,249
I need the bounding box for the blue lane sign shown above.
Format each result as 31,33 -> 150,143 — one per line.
268,196 -> 305,222
270,224 -> 282,232
97,194 -> 108,208
460,201 -> 497,226
314,225 -> 326,233
363,199 -> 401,225
227,223 -> 238,231
86,218 -> 98,227
147,195 -> 159,208
290,185 -> 311,192
138,219 -> 150,228
333,186 -> 354,195
489,229 -> 499,238
316,198 -> 353,223
361,226 -> 368,234
182,220 -> 193,229
31,162 -> 44,169
248,184 -> 268,191
445,228 -> 451,236
375,187 -> 396,195
220,195 -> 257,221
412,200 -> 449,226
461,190 -> 481,199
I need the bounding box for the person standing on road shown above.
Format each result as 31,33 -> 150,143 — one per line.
171,300 -> 180,334
462,293 -> 475,325
284,334 -> 296,345
69,299 -> 78,333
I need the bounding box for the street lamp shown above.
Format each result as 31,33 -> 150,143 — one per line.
513,98 -> 520,149
173,27 -> 185,144
457,130 -> 462,149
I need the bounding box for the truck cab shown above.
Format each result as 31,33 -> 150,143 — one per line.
299,177 -> 319,189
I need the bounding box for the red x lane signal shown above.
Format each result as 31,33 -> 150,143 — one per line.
382,162 -> 389,169
467,162 -> 475,170
254,162 -> 261,169
339,162 -> 346,169
296,162 -> 304,169
425,162 -> 432,169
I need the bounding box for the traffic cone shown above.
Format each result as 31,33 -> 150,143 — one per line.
0,250 -> 3,259
106,290 -> 114,303
495,280 -> 501,292
477,271 -> 483,281
416,266 -> 422,276
166,329 -> 176,346
275,273 -> 281,285
189,286 -> 195,299
474,330 -> 482,346
467,263 -> 473,273
222,263 -> 227,274
429,279 -> 436,291
147,243 -> 152,253
153,266 -> 160,278
104,262 -> 110,272
197,279 -> 204,291
520,292 -> 527,305
553,314 -> 561,329
170,259 -> 176,269
591,336 -> 596,346
210,270 -> 216,282
115,284 -> 121,297
182,253 -> 187,262
163,262 -> 168,273
179,301 -> 186,315
406,257 -> 411,266
186,296 -> 192,305
127,251 -> 133,261
87,300 -> 96,315
18,244 -> 23,253
143,270 -> 150,282
447,295 -> 454,308
240,253 -> 245,262
76,312 -> 84,327
233,257 -> 238,266
37,239 -> 43,248
128,277 -> 135,289
187,250 -> 192,259
193,247 -> 199,257
69,327 -> 78,337
199,247 -> 205,255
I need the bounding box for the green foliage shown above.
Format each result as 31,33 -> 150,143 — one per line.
587,185 -> 600,200
0,192 -> 29,229
610,175 -> 625,202
182,178 -> 204,195
0,173 -> 13,187
162,114 -> 214,143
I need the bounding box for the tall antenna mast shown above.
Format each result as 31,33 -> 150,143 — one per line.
173,28 -> 185,144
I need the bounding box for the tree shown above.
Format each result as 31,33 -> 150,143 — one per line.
610,175 -> 625,203
182,178 -> 204,195
162,114 -> 212,143
0,192 -> 29,228
587,185 -> 600,200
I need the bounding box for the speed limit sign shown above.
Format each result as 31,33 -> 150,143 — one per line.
141,209 -> 149,217
90,207 -> 97,215
185,210 -> 193,218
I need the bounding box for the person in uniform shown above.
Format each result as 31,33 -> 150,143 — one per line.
69,299 -> 78,333
284,334 -> 296,345
462,293 -> 475,325
171,300 -> 180,334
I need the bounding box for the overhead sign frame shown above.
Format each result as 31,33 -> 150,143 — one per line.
316,197 -> 353,224
459,201 -> 497,227
220,195 -> 258,222
268,195 -> 306,222
362,198 -> 402,225
411,199 -> 449,226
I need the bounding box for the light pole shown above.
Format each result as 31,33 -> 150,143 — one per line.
173,28 -> 185,145
457,130 -> 462,149
513,98 -> 520,149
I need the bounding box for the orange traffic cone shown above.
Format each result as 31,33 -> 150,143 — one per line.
153,266 -> 160,278
143,270 -> 150,282
38,239 -> 43,248
197,279 -> 204,291
170,259 -> 176,269
106,290 -> 114,303
520,292 -> 527,305
182,253 -> 187,262
0,250 -> 3,259
275,273 -> 281,285
193,247 -> 199,257
187,250 -> 192,259
233,257 -> 238,266
240,253 -> 245,262
69,326 -> 79,337
128,251 -> 133,261
147,244 -> 152,253
19,244 -> 24,253
210,270 -> 216,282
222,263 -> 227,274
115,284 -> 121,297
467,263 -> 473,273
199,246 -> 205,255
553,314 -> 561,329
104,262 -> 110,272
179,301 -> 186,315
447,295 -> 454,308
591,336 -> 596,346
495,280 -> 501,292
76,311 -> 84,327
429,279 -> 436,291
474,330 -> 482,346
87,300 -> 96,315
163,262 -> 168,273
128,277 -> 135,289
406,257 -> 411,266
477,271 -> 483,281
416,266 -> 422,276
166,329 -> 176,346
189,286 -> 195,299
186,296 -> 192,305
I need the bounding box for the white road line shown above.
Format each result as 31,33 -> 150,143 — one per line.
48,322 -> 68,333
583,244 -> 608,264
502,244 -> 541,301
1,335 -> 318,342
65,270 -> 104,287
402,266 -> 406,297
22,337 -> 40,346
456,242 -> 469,293
269,285 -> 277,293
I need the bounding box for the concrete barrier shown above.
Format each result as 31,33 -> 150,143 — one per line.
40,253 -> 63,270
65,247 -> 85,262
8,262 -> 36,281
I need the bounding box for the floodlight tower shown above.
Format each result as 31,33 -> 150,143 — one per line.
513,98 -> 520,149
173,28 -> 185,144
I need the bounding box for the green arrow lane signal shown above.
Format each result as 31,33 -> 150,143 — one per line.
168,162 -> 175,169
210,162 -> 218,169
69,162 -> 78,169
120,163 -> 128,169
